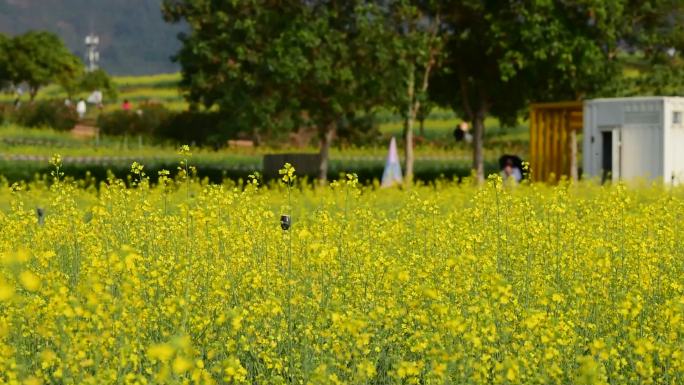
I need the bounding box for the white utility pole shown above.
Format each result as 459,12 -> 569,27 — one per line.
84,34 -> 100,72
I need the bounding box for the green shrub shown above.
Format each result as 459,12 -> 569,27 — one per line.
156,111 -> 243,147
0,156 -> 491,185
13,100 -> 78,131
134,103 -> 169,135
97,110 -> 135,136
336,113 -> 382,146
0,104 -> 12,125
98,105 -> 249,146
98,102 -> 170,137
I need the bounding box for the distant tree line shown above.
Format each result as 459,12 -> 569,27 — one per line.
163,0 -> 684,183
0,31 -> 116,102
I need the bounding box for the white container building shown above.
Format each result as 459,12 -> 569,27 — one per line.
583,97 -> 684,184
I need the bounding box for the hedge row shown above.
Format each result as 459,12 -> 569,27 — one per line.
97,106 -> 386,148
96,104 -> 247,147
0,158 -> 498,186
1,101 -> 78,131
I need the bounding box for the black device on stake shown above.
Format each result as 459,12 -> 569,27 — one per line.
36,208 -> 45,226
280,215 -> 291,231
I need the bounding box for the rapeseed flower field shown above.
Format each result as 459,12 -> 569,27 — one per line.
0,157 -> 683,385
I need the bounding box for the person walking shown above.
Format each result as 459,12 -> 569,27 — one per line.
76,98 -> 87,119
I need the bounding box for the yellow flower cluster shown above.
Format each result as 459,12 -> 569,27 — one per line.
0,169 -> 682,385
279,163 -> 296,184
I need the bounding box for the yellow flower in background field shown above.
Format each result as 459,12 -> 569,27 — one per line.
49,154 -> 62,168
222,357 -> 247,383
0,279 -> 13,300
147,344 -> 174,362
356,359 -> 376,379
177,144 -> 191,156
22,376 -> 41,385
279,162 -> 296,183
172,356 -> 192,374
130,161 -> 144,175
0,171 -> 682,384
396,360 -> 423,378
19,271 -> 40,291
576,356 -> 609,385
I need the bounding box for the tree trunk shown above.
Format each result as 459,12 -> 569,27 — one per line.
404,70 -> 416,185
405,118 -> 415,185
404,13 -> 440,187
472,112 -> 486,184
419,117 -> 425,136
569,129 -> 578,181
318,122 -> 335,184
252,130 -> 262,147
29,87 -> 38,102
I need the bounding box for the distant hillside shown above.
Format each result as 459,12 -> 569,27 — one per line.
0,0 -> 184,75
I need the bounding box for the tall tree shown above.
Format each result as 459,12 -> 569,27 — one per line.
8,31 -> 82,100
383,0 -> 442,185
163,0 -> 388,182
79,69 -> 119,101
0,34 -> 10,90
620,1 -> 684,95
163,1 -> 300,144
60,68 -> 118,101
432,1 -> 626,182
291,2 -> 391,181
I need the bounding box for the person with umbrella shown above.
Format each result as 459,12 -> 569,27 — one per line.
499,154 -> 523,183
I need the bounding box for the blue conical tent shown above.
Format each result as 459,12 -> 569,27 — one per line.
381,137 -> 403,187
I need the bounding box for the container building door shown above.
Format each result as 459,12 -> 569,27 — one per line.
600,128 -> 621,183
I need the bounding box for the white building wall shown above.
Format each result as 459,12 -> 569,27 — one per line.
620,99 -> 662,182
582,97 -> 684,184
665,99 -> 684,183
620,124 -> 662,181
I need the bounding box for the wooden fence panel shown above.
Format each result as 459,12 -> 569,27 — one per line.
529,102 -> 583,182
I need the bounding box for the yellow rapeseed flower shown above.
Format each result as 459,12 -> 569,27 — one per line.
147,344 -> 174,362
0,280 -> 14,301
172,356 -> 192,374
19,271 -> 40,292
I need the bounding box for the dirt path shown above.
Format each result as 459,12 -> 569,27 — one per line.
71,124 -> 98,139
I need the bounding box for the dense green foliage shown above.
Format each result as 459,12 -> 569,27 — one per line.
430,1 -> 621,180
0,31 -> 120,104
77,69 -> 118,101
13,100 -> 78,131
0,34 -> 10,90
0,31 -> 82,100
163,1 -> 684,182
620,1 -> 684,95
0,0 -> 183,75
97,105 -> 250,146
98,103 -> 171,137
3,2 -> 684,185
163,1 -> 393,181
373,1 -> 443,183
157,111 -> 239,147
